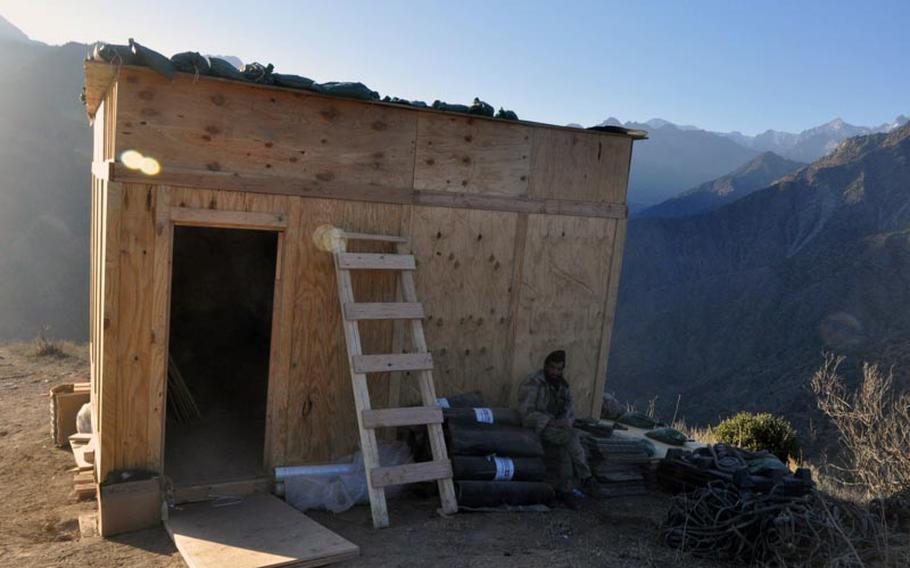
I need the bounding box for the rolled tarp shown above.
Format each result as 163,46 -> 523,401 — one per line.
455,480 -> 554,508
443,407 -> 521,427
451,455 -> 546,482
446,422 -> 544,458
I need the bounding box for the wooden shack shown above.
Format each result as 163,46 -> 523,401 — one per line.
83,60 -> 644,530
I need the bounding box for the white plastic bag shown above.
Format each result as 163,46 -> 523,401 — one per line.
284,441 -> 412,513
76,402 -> 92,434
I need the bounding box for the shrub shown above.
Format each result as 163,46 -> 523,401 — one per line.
810,353 -> 910,500
714,411 -> 799,461
31,327 -> 65,358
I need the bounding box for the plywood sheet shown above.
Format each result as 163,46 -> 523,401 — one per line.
164,494 -> 359,568
114,67 -> 417,189
408,206 -> 519,406
510,214 -> 616,414
283,198 -> 404,464
414,114 -> 531,196
529,129 -> 631,203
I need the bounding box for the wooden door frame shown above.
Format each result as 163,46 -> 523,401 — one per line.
150,188 -> 290,484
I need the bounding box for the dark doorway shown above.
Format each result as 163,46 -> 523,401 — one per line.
165,226 -> 278,485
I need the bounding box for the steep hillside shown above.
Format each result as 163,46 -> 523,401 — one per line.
609,123 -> 910,426
0,33 -> 91,340
638,152 -> 806,219
621,121 -> 761,205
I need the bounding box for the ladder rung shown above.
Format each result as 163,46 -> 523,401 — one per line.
338,252 -> 415,271
341,231 -> 408,243
362,406 -> 443,429
370,460 -> 453,489
344,302 -> 425,321
352,353 -> 433,374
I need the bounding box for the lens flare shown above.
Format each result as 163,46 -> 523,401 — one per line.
120,149 -> 144,169
139,157 -> 161,176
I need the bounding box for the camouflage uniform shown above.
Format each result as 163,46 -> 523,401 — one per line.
517,370 -> 592,492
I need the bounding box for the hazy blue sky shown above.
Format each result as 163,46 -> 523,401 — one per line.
2,0 -> 907,134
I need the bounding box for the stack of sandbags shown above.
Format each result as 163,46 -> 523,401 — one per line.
441,397 -> 554,508
579,430 -> 651,498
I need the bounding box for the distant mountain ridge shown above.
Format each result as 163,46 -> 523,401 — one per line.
609,122 -> 910,426
637,151 -> 806,218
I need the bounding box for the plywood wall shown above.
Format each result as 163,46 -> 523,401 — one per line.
92,68 -> 636,476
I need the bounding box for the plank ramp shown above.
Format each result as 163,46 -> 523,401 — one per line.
164,493 -> 359,568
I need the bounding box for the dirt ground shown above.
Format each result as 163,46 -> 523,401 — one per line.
0,342 -> 727,568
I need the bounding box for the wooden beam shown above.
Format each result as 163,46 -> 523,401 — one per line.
337,253 -> 416,271
361,406 -> 443,429
369,460 -> 453,489
169,207 -> 288,230
108,164 -> 628,220
341,231 -> 408,243
344,302 -> 424,321
352,353 -> 434,374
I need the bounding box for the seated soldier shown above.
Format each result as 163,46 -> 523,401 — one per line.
517,350 -> 599,509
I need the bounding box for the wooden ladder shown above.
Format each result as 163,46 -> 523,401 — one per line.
330,230 -> 458,528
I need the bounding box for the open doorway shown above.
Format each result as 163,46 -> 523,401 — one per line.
164,226 -> 278,486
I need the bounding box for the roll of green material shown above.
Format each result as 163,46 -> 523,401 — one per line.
451,455 -> 546,481
455,480 -> 554,508
443,407 -> 521,426
446,422 -> 544,458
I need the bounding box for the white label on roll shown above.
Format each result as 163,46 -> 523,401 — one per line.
437,398 -> 450,408
474,407 -> 494,424
493,457 -> 515,480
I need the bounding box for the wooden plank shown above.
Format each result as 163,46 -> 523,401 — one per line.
333,254 -> 389,528
340,231 -> 407,243
509,215 -> 615,414
343,302 -> 424,321
529,128 -> 633,203
361,406 -> 443,429
337,252 -> 415,271
113,65 -> 418,189
405,207 -> 519,406
170,207 -> 288,230
413,113 -> 531,196
172,477 -> 272,504
147,186 -> 172,471
352,353 -> 434,374
109,163 -> 627,219
590,217 -> 628,418
97,180 -> 122,483
164,494 -> 359,568
395,241 -> 458,514
83,60 -> 119,119
369,459 -> 453,489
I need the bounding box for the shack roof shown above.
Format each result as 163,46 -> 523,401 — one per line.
83,60 -> 648,141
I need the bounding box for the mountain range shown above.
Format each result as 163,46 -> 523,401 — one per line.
637,152 -> 806,219
596,115 -> 909,206
609,121 -> 910,427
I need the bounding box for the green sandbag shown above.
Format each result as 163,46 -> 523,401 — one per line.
90,42 -> 140,65
496,108 -> 519,120
616,411 -> 662,430
315,82 -> 380,101
171,52 -> 210,75
645,427 -> 688,446
469,98 -> 494,117
382,96 -> 428,108
208,57 -> 246,81
432,100 -> 471,113
129,39 -> 175,80
241,62 -> 275,84
273,73 -> 316,90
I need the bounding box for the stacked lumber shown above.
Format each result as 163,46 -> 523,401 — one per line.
49,382 -> 90,446
580,432 -> 650,498
70,433 -> 96,500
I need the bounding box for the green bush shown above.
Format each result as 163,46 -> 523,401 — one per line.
713,412 -> 799,462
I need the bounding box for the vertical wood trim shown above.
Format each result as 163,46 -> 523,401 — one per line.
97,181 -> 123,482
147,186 -> 172,470
264,199 -> 299,469
590,218 -> 627,418
505,213 -> 529,403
